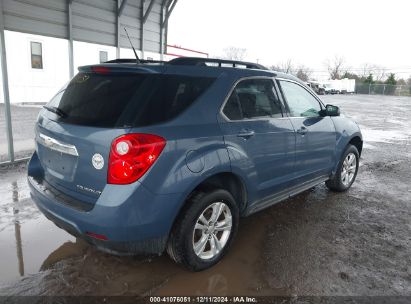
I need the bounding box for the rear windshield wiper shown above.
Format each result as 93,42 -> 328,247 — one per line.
43,106 -> 68,118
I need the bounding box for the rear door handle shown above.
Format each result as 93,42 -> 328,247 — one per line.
297,126 -> 308,135
237,129 -> 255,140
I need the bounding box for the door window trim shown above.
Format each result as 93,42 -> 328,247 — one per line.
276,78 -> 325,118
219,76 -> 287,122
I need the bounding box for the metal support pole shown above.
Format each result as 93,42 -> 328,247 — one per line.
140,0 -> 145,59
142,0 -> 155,24
116,0 -> 120,58
0,0 -> 15,162
159,0 -> 168,60
162,0 -> 176,56
68,0 -> 74,78
118,0 -> 128,17
159,4 -> 164,59
162,0 -> 177,27
164,17 -> 168,55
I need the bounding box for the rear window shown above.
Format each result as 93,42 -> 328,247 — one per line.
47,72 -> 215,128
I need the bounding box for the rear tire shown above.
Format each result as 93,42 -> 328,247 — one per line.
326,144 -> 359,192
167,189 -> 239,271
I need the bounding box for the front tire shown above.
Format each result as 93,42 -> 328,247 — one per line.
326,144 -> 359,192
167,189 -> 239,271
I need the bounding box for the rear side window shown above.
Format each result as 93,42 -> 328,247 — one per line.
222,78 -> 283,120
47,73 -> 215,127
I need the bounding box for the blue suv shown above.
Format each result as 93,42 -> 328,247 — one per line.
28,57 -> 362,271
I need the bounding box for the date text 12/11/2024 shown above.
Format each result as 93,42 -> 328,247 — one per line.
149,296 -> 258,303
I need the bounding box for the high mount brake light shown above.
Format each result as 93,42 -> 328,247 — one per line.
107,133 -> 166,185
91,66 -> 110,74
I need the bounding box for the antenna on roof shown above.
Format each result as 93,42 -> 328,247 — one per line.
124,27 -> 140,63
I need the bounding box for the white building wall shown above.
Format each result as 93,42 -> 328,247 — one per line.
1,31 -> 149,104
4,31 -> 69,104
73,41 -> 116,73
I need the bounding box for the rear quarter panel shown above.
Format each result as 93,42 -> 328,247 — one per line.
133,71 -> 237,198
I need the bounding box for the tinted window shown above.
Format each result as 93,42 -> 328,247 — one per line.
47,73 -> 215,127
223,79 -> 282,120
279,80 -> 322,117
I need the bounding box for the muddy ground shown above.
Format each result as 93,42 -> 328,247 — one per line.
0,95 -> 410,297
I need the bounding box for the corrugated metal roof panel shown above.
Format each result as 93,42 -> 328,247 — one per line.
2,0 -> 167,52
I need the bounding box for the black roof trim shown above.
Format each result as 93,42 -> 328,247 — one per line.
105,58 -> 166,64
104,57 -> 269,71
168,57 -> 268,70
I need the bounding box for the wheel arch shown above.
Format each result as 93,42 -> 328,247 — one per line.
171,172 -> 248,228
349,135 -> 363,157
332,133 -> 363,176
189,172 -> 248,213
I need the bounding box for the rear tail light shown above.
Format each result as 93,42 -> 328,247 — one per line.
108,133 -> 166,185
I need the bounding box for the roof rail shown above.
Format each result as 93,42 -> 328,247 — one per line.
168,57 -> 268,70
104,58 -> 166,64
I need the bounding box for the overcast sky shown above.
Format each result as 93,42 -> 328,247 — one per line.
169,0 -> 411,80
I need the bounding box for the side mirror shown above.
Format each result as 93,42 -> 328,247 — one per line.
323,104 -> 340,117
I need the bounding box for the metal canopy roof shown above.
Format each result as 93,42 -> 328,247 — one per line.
1,0 -> 177,56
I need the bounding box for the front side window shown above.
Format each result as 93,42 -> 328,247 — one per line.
279,80 -> 322,117
223,78 -> 282,120
31,42 -> 43,69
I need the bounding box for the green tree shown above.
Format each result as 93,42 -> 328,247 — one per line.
385,73 -> 397,95
364,73 -> 374,84
341,71 -> 360,80
385,73 -> 397,85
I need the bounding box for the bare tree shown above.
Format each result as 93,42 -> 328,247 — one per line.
360,63 -> 374,78
275,59 -> 294,74
295,65 -> 313,82
360,63 -> 387,81
325,56 -> 346,80
373,66 -> 387,81
270,61 -> 312,80
269,65 -> 280,71
222,46 -> 247,61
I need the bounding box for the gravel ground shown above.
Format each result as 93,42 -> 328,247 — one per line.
0,95 -> 410,298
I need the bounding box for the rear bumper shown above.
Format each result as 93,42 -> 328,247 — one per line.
28,152 -> 183,255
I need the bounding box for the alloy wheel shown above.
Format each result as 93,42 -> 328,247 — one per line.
341,152 -> 357,186
192,201 -> 232,260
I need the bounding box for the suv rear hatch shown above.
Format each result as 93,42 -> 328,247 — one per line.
35,65 -> 215,208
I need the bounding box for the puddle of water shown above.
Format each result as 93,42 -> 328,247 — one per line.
156,214 -> 286,296
0,173 -> 75,286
